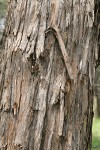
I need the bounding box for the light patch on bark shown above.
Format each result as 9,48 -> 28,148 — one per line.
58,91 -> 64,136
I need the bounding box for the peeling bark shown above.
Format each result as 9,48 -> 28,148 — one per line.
0,0 -> 99,149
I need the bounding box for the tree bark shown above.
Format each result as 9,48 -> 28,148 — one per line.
94,0 -> 100,117
0,0 -> 99,149
94,66 -> 100,117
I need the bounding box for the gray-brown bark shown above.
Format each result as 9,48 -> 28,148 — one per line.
0,0 -> 99,150
94,0 -> 100,117
94,66 -> 100,117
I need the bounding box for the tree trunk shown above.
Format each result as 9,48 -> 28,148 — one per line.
0,0 -> 99,149
94,0 -> 100,118
97,97 -> 100,117
94,66 -> 100,117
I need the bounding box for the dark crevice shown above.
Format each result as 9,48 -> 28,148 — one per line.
94,0 -> 100,67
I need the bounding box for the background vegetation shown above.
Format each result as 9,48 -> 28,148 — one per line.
0,0 -> 7,18
92,118 -> 100,149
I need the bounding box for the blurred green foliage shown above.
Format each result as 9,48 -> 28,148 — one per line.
92,118 -> 100,149
0,0 -> 7,18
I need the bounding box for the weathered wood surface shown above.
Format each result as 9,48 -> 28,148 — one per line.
0,0 -> 99,149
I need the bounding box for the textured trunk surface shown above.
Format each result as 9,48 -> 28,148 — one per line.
0,0 -> 99,150
97,98 -> 100,117
94,67 -> 100,117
